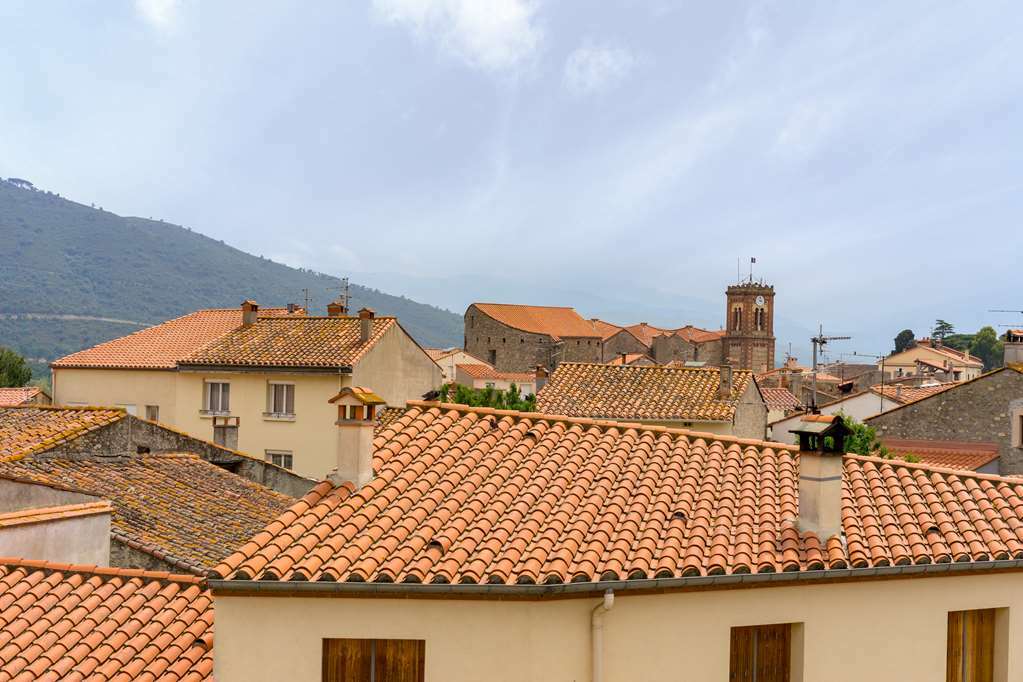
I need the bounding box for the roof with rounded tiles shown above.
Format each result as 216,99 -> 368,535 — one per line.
216,402 -> 1023,586
0,388 -> 45,408
535,362 -> 755,422
0,406 -> 126,462
0,558 -> 212,680
471,304 -> 600,340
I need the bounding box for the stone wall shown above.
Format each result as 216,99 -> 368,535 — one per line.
464,306 -> 601,372
866,368 -> 1023,474
733,382 -> 769,439
111,538 -> 189,574
652,335 -> 694,364
601,331 -> 649,363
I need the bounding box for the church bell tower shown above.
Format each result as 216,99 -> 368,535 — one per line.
724,280 -> 776,373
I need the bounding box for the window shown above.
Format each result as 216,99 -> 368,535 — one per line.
1015,409 -> 1023,447
732,305 -> 743,331
145,405 -> 159,421
488,349 -> 497,365
265,450 -> 294,470
267,382 -> 295,416
730,624 -> 792,682
947,609 -> 999,682
485,382 -> 495,389
323,639 -> 424,682
204,382 -> 230,412
116,404 -> 137,416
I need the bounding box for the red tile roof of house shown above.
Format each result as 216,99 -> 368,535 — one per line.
536,362 -> 754,422
871,382 -> 956,405
0,558 -> 212,680
472,304 -> 600,340
622,323 -> 724,348
606,353 -> 652,366
455,364 -> 536,382
0,501 -> 111,529
0,406 -> 126,462
881,439 -> 1000,471
0,387 -> 45,407
178,316 -> 396,369
51,307 -> 296,370
0,453 -> 294,575
760,387 -> 801,412
215,402 -> 1023,585
589,319 -> 624,341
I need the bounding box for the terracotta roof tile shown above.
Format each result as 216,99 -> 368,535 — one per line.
216,403 -> 1023,584
536,362 -> 753,422
760,387 -> 802,412
0,453 -> 293,574
179,316 -> 395,369
589,319 -> 623,341
0,406 -> 125,462
871,382 -> 956,405
606,353 -> 652,366
472,304 -> 599,340
881,439 -> 1000,471
0,501 -> 111,529
455,364 -> 535,382
0,388 -> 44,408
51,307 -> 295,370
0,558 -> 211,680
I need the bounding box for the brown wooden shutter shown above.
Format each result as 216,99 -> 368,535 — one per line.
729,626 -> 756,682
323,638 -> 372,682
947,609 -> 995,682
323,639 -> 425,682
375,639 -> 426,682
730,624 -> 791,682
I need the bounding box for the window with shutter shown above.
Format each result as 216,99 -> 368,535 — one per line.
947,609 -> 996,682
729,624 -> 792,682
323,639 -> 425,682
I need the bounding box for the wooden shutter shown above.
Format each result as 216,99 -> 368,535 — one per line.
375,639 -> 426,682
323,639 -> 372,682
323,639 -> 425,682
730,624 -> 791,682
948,609 -> 995,682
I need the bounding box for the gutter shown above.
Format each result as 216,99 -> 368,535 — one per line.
208,559 -> 1023,597
176,365 -> 353,375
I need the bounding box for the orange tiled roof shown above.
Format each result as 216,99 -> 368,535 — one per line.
871,382 -> 956,405
0,387 -> 44,407
472,304 -> 599,340
760,387 -> 801,412
0,453 -> 294,574
589,319 -> 624,341
456,364 -> 535,382
0,406 -> 125,462
0,558 -> 212,679
881,439 -> 1000,471
606,353 -> 652,366
426,348 -> 459,361
51,307 -> 296,370
0,501 -> 111,529
215,403 -> 1023,584
536,362 -> 753,422
179,316 -> 395,369
622,323 -> 724,348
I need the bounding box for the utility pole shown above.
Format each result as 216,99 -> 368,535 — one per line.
810,325 -> 851,412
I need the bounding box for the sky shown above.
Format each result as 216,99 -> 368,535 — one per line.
2,0 -> 1022,362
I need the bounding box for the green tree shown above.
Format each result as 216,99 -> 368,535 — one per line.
893,329 -> 916,354
932,319 -> 955,342
837,413 -> 919,463
0,347 -> 32,387
969,326 -> 1004,371
438,383 -> 536,412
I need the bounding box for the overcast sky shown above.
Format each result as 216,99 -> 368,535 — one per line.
2,1 -> 1022,360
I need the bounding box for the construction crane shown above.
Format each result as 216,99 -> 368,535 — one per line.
810,325 -> 851,411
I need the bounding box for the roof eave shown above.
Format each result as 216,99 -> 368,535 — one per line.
176,364 -> 354,374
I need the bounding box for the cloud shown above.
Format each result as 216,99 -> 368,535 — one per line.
371,0 -> 541,72
135,0 -> 180,30
563,44 -> 636,95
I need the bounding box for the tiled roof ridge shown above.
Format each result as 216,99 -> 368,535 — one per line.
845,452 -> 1019,485
1,403 -> 126,413
0,556 -> 205,586
555,360 -> 749,374
0,407 -> 127,462
0,501 -> 112,527
405,400 -> 797,452
472,302 -> 578,310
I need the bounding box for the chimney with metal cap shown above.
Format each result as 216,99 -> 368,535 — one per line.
790,414 -> 850,540
241,300 -> 258,326
717,364 -> 733,399
327,387 -> 384,487
358,307 -> 375,343
327,300 -> 346,317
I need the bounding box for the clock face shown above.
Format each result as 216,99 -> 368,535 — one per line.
755,295 -> 765,306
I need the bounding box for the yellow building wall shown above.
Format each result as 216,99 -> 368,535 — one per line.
214,572 -> 1021,682
52,368 -> 178,419
351,324 -> 443,406
882,346 -> 982,381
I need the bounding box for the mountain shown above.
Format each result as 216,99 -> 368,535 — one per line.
0,179 -> 462,379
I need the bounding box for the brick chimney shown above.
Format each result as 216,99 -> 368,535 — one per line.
327,300 -> 346,317
535,365 -> 549,392
327,387 -> 384,487
790,414 -> 850,540
358,308 -> 375,343
717,364 -> 733,399
241,300 -> 259,326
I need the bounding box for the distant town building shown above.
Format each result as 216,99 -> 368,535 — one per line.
1005,329 -> 1023,365
0,386 -> 50,407
881,338 -> 983,382
454,364 -> 538,395
426,347 -> 490,384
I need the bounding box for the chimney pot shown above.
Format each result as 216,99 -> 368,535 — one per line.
790,415 -> 849,540
241,300 -> 259,326
358,308 -> 375,343
535,365 -> 549,392
327,387 -> 382,487
327,300 -> 345,317
717,365 -> 734,399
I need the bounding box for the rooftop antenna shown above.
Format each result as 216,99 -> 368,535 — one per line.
850,351 -> 887,413
301,288 -> 312,312
810,325 -> 851,412
327,277 -> 351,315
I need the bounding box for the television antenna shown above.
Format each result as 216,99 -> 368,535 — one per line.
810,325 -> 851,411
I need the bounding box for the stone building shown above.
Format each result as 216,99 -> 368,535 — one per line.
866,366 -> 1023,474
463,303 -> 602,372
1005,329 -> 1023,365
723,281 -> 776,374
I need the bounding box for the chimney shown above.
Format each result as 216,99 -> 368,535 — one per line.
619,352 -> 628,365
241,300 -> 259,326
790,414 -> 850,540
789,371 -> 804,404
717,364 -> 733,399
327,387 -> 383,487
358,307 -> 375,343
327,300 -> 345,317
535,365 -> 549,392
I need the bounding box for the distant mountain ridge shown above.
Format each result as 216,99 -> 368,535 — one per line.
0,179 -> 462,378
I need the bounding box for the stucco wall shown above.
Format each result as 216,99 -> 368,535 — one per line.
0,512 -> 110,566
214,571 -> 1022,682
733,382 -> 768,440
867,369 -> 1023,473
0,478 -> 98,512
52,367 -> 178,420
352,324 -> 443,406
882,346 -> 982,381
769,392 -> 901,444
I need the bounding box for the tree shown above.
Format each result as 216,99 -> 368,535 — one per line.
893,329 -> 916,354
437,383 -> 536,412
0,347 -> 32,387
932,319 -> 955,342
837,413 -> 919,463
969,326 -> 1004,371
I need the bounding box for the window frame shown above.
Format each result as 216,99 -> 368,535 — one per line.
145,405 -> 159,421
265,381 -> 296,419
729,623 -> 796,682
203,381 -> 230,414
264,450 -> 294,470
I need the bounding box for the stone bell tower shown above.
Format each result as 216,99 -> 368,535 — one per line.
724,281 -> 776,373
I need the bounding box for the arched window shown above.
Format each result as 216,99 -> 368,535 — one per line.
732,305 -> 742,331
755,307 -> 766,331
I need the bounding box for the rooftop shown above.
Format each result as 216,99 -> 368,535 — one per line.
455,363 -> 536,382
0,452 -> 294,574
872,382 -> 956,405
0,558 -> 212,680
0,387 -> 46,407
536,362 -> 753,422
760,387 -> 802,412
51,307 -> 298,370
0,406 -> 125,462
216,402 -> 1023,585
179,316 -> 396,369
471,303 -> 600,340
881,439 -> 1000,471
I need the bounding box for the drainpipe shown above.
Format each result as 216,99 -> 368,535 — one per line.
591,589 -> 614,682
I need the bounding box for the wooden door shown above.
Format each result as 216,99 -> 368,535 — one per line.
323,638 -> 372,681
323,639 -> 425,682
375,639 -> 426,682
730,624 -> 791,682
947,610 -> 995,682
